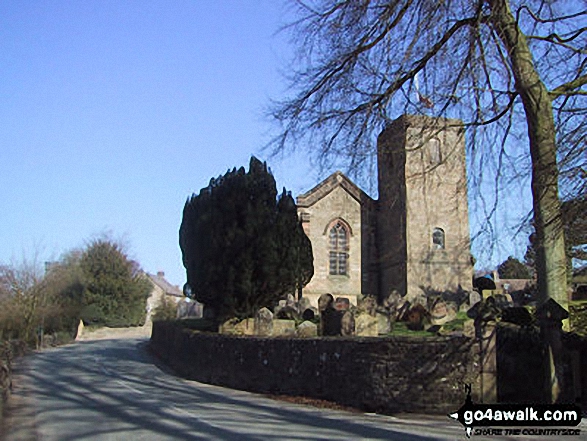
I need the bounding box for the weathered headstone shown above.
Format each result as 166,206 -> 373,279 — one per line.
341,310 -> 355,336
318,293 -> 334,312
274,299 -> 287,317
296,321 -> 318,337
302,307 -> 317,321
356,313 -> 378,336
272,319 -> 296,336
286,293 -> 296,308
254,307 -> 273,336
357,295 -> 377,316
276,305 -> 300,321
298,297 -> 312,314
376,311 -> 392,335
321,308 -> 342,336
219,318 -> 238,334
334,297 -> 350,311
469,291 -> 482,307
406,304 -> 430,331
234,318 -> 255,335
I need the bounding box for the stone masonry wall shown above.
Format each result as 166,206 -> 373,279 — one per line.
151,321 -> 478,414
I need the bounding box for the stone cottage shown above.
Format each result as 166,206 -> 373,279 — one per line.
297,115 -> 474,307
145,271 -> 184,323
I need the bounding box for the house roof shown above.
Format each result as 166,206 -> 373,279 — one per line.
146,273 -> 183,297
296,171 -> 373,208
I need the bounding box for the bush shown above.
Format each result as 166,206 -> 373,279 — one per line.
152,296 -> 178,322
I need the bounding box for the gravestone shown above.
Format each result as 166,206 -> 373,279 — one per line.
376,311 -> 392,335
272,319 -> 296,336
254,307 -> 273,336
286,293 -> 296,308
356,313 -> 378,336
469,291 -> 482,307
321,308 -> 342,336
341,310 -> 355,336
334,297 -> 350,311
298,297 -> 312,314
234,318 -> 255,335
357,295 -> 377,316
274,299 -> 287,317
406,304 -> 430,331
296,321 -> 318,337
318,293 -> 334,312
276,305 -> 300,321
302,307 -> 317,321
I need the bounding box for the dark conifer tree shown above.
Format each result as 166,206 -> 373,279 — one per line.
179,157 -> 314,321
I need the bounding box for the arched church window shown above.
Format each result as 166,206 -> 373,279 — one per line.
429,138 -> 442,165
432,227 -> 445,250
329,221 -> 349,275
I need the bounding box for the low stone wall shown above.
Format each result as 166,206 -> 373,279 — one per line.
150,321 -> 478,414
0,340 -> 27,414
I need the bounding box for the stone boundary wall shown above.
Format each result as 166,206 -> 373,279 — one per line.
150,321 -> 478,414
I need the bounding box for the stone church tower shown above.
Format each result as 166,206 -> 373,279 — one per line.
377,115 -> 473,301
298,114 -> 473,305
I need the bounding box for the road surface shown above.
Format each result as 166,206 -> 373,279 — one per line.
2,331 -> 583,440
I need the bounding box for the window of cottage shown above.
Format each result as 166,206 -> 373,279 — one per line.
432,227 -> 445,250
329,222 -> 349,275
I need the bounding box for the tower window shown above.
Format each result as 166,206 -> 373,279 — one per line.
329,221 -> 349,275
429,138 -> 442,165
432,228 -> 445,250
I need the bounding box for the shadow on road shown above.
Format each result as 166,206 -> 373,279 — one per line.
6,337 -> 453,440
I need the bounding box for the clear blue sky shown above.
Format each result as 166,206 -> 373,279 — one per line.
0,0 -> 531,287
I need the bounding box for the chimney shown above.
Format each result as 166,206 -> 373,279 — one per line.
157,271 -> 165,278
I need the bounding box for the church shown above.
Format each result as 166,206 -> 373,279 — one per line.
297,115 -> 474,307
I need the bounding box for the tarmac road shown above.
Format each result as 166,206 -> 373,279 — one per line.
2,332 -> 582,440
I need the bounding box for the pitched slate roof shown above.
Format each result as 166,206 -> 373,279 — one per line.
296,171 -> 373,208
147,273 -> 183,297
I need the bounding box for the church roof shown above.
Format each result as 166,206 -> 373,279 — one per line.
296,171 -> 373,208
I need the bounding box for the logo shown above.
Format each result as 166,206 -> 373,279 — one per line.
448,385 -> 582,438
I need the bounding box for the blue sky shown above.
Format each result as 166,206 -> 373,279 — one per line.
0,1 -> 532,287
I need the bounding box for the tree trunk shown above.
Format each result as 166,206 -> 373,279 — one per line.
488,0 -> 568,312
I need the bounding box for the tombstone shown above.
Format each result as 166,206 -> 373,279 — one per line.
406,304 -> 430,331
334,297 -> 350,311
357,295 -> 377,316
302,307 -> 317,321
431,301 -> 457,325
469,291 -> 482,308
376,311 -> 392,335
395,301 -> 411,322
296,321 -> 318,337
321,308 -> 342,336
234,318 -> 256,335
219,318 -> 240,335
277,305 -> 300,321
356,313 -> 378,336
298,297 -> 312,314
254,307 -> 273,336
272,319 -> 296,336
286,293 -> 296,308
274,299 -> 287,317
318,293 -> 334,312
341,310 -> 355,336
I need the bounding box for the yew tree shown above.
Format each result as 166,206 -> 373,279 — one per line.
270,0 -> 586,311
